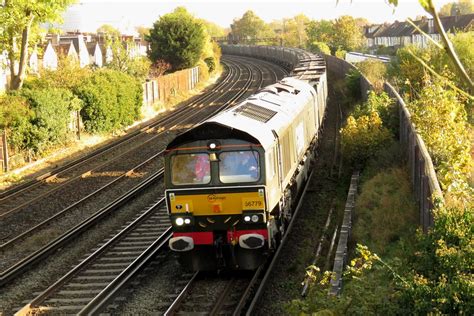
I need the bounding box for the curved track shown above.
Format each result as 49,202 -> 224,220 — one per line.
2,56 -> 288,315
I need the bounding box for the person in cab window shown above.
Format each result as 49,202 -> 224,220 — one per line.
194,154 -> 210,182
237,152 -> 258,178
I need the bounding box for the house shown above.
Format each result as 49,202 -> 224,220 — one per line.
412,13 -> 474,48
47,33 -> 90,67
0,51 -> 8,93
29,47 -> 39,74
56,42 -> 79,62
367,13 -> 474,50
87,42 -> 103,67
42,41 -> 59,70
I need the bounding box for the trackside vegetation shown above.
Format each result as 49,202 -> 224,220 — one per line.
287,24 -> 472,315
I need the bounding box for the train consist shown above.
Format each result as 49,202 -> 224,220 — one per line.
164,46 -> 327,270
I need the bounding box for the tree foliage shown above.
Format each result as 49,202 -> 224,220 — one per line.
408,78 -> 472,199
341,112 -> 393,169
392,32 -> 473,100
307,41 -> 331,55
96,24 -> 121,40
279,14 -> 310,48
355,59 -> 388,91
0,93 -> 31,130
199,19 -> 226,38
231,10 -> 275,44
9,87 -> 78,155
306,16 -> 364,53
76,69 -> 142,133
106,39 -> 151,81
0,0 -> 76,90
147,7 -> 205,71
439,0 -> 474,16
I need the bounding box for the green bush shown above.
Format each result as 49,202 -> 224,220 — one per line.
204,56 -> 216,73
76,69 -> 143,133
14,87 -> 79,155
345,68 -> 361,99
353,91 -> 398,135
24,57 -> 92,91
355,59 -> 387,91
408,78 -> 472,198
0,94 -> 32,153
307,41 -> 330,55
335,48 -> 347,59
340,112 -> 393,169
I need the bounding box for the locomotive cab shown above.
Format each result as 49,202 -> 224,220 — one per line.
164,123 -> 271,270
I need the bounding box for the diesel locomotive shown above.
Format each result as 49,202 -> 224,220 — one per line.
164,50 -> 327,271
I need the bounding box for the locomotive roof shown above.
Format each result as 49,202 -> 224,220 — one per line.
167,77 -> 317,150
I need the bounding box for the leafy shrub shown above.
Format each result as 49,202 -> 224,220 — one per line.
353,91 -> 398,135
197,59 -> 210,82
408,78 -> 472,199
335,47 -> 347,59
355,59 -> 387,91
345,68 -> 361,99
340,112 -> 393,169
204,56 -> 216,73
399,202 -> 473,314
14,87 -> 79,155
24,56 -> 92,91
0,94 -> 31,130
307,41 -> 330,55
76,69 -> 142,133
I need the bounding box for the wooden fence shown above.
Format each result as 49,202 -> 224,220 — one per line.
142,67 -> 199,107
324,55 -> 442,231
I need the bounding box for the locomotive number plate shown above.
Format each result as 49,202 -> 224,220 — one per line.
242,198 -> 264,210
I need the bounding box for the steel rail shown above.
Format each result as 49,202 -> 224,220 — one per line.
0,170 -> 163,286
0,60 -> 237,218
16,198 -> 168,314
245,170 -> 315,315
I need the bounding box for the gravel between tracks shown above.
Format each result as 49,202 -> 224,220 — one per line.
0,182 -> 164,315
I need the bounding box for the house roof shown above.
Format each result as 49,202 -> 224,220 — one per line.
376,21 -> 415,37
371,13 -> 473,38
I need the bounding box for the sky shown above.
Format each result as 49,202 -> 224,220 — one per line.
60,0 -> 455,34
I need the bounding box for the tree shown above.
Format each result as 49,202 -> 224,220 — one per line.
97,24 -> 121,40
332,16 -> 365,52
147,7 -> 205,71
0,0 -> 76,90
105,39 -> 151,81
306,20 -> 335,47
135,26 -> 150,41
439,0 -> 474,16
199,19 -> 226,38
231,10 -> 274,43
279,14 -> 310,47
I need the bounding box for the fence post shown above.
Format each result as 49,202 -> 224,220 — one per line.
1,130 -> 9,172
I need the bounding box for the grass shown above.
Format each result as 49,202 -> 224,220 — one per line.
285,143 -> 419,315
353,167 -> 418,255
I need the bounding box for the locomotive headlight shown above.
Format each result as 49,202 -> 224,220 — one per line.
175,218 -> 184,226
244,215 -> 251,222
251,215 -> 259,223
184,218 -> 191,225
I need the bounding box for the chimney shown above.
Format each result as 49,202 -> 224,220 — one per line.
52,34 -> 60,45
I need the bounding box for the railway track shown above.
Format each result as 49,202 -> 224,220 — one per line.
1,56 -> 287,315
15,198 -> 170,315
1,57 -> 263,276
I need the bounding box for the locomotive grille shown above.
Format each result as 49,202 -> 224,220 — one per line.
234,103 -> 278,123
